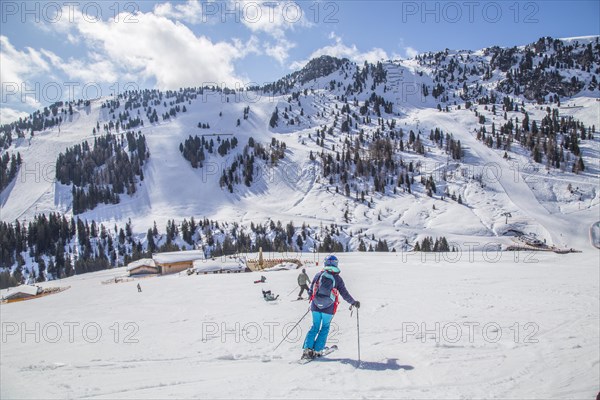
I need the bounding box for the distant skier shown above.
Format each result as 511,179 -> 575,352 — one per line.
301,255 -> 360,360
137,283 -> 142,293
297,268 -> 311,300
262,289 -> 279,301
254,275 -> 267,284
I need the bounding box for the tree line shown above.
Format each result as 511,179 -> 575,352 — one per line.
0,152 -> 22,192
1,213 -> 392,289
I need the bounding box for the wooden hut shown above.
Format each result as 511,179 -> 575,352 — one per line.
127,258 -> 159,276
153,250 -> 206,275
2,285 -> 41,301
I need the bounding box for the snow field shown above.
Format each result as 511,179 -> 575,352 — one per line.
1,251 -> 598,399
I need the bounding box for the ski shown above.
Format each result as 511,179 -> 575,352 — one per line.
298,345 -> 338,364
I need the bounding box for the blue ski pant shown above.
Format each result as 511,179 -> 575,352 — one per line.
303,311 -> 334,352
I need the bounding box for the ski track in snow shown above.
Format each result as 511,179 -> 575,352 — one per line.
1,252 -> 598,399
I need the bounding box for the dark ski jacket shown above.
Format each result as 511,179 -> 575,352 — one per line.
308,271 -> 355,315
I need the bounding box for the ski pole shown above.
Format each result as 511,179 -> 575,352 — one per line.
287,286 -> 298,296
274,308 -> 310,351
356,307 -> 361,365
350,304 -> 361,366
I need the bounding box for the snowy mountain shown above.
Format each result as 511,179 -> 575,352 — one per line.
0,35 -> 599,400
0,36 -> 599,283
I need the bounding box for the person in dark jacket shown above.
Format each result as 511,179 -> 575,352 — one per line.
262,289 -> 279,301
297,268 -> 311,300
301,255 -> 360,359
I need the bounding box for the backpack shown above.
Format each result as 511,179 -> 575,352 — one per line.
312,271 -> 339,311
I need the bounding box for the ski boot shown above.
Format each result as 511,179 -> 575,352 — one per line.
301,348 -> 315,360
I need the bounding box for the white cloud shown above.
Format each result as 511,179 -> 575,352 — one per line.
64,57 -> 119,84
48,7 -> 260,88
24,96 -> 42,109
395,38 -> 419,60
233,1 -> 311,63
232,36 -> 261,58
1,36 -> 121,106
5,0 -> 316,110
154,0 -> 204,24
290,32 -> 389,70
0,107 -> 30,124
265,38 -> 296,65
404,46 -> 419,59
0,36 -> 51,85
236,1 -> 310,39
1,3 -> 269,118
0,36 -> 55,116
37,49 -> 119,84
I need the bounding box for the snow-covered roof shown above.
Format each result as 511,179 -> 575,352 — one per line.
5,285 -> 40,297
153,250 -> 206,264
264,262 -> 299,272
126,258 -> 157,271
192,259 -> 246,273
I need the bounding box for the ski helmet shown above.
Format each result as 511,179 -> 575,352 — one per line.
323,255 -> 340,273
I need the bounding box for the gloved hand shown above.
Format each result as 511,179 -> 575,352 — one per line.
353,301 -> 360,309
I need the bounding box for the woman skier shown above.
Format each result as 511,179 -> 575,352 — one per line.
301,255 -> 360,360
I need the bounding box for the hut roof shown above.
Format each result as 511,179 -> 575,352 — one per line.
126,258 -> 157,271
153,250 -> 205,264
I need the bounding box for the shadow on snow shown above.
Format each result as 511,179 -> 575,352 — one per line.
318,357 -> 414,371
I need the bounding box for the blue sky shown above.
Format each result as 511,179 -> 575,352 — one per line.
1,0 -> 599,122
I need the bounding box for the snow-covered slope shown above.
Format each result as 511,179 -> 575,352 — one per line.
1,251 -> 598,399
0,36 -> 598,275
2,92 -> 597,239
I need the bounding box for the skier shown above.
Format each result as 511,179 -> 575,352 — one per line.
301,255 -> 360,360
137,283 -> 142,293
297,268 -> 311,300
254,275 -> 267,284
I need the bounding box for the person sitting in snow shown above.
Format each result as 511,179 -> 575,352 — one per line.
302,255 -> 359,360
254,275 -> 267,284
262,289 -> 279,301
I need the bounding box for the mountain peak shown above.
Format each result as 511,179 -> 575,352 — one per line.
296,55 -> 349,84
